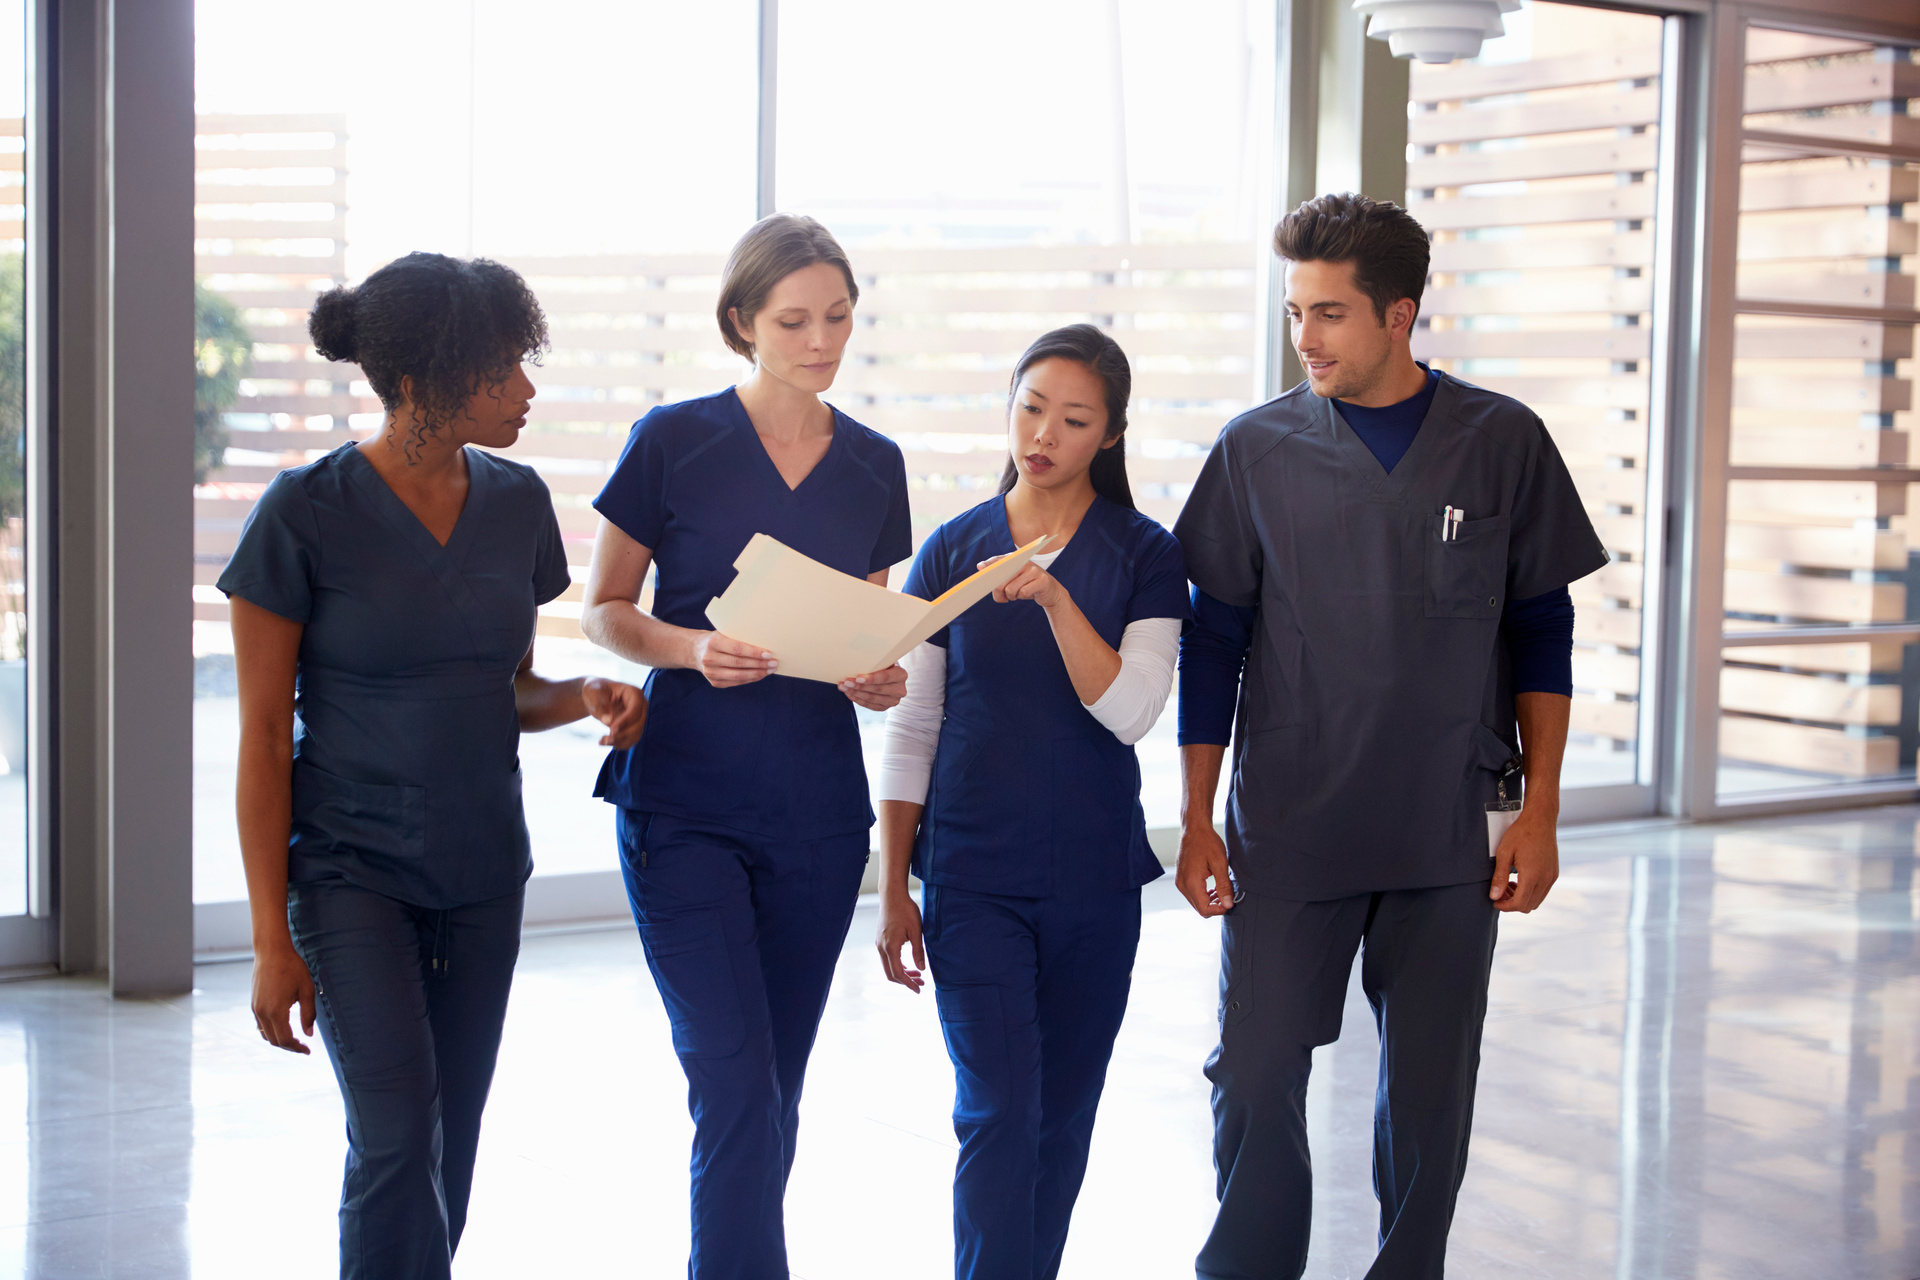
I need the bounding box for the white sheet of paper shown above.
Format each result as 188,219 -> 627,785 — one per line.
705,533 -> 1051,684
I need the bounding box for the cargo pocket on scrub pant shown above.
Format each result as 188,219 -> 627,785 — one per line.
1218,896 -> 1257,1032
935,984 -> 1009,1125
637,913 -> 745,1059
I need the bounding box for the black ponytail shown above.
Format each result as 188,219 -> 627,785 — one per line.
996,323 -> 1136,511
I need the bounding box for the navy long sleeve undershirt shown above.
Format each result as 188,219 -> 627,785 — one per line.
1175,367 -> 1579,746
1337,366 -> 1441,473
1176,587 -> 1576,746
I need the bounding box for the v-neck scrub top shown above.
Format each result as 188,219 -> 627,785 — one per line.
902,494 -> 1190,898
1173,373 -> 1608,901
591,388 -> 912,839
218,444 -> 572,909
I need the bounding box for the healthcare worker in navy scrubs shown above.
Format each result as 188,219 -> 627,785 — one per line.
578,214 -> 912,1280
1174,194 -> 1608,1280
227,253 -> 648,1280
875,324 -> 1191,1280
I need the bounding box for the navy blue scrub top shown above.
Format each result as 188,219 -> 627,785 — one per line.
217,444 -> 572,910
1172,372 -> 1608,901
591,387 -> 912,839
903,494 -> 1191,898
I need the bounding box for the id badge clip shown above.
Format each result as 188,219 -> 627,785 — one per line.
1486,755 -> 1522,854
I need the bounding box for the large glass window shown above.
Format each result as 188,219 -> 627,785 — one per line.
1406,2 -> 1669,797
191,1 -> 758,905
0,2 -> 24,921
1715,28 -> 1919,799
778,0 -> 1271,827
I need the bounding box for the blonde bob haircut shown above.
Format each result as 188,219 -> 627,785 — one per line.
716,213 -> 860,361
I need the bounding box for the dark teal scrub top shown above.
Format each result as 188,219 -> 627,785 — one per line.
590,388 -> 913,840
903,494 -> 1191,898
218,444 -> 572,908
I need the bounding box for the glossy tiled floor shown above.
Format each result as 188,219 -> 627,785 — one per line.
2,808 -> 1918,1279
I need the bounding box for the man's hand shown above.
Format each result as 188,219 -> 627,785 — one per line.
1498,692 -> 1570,914
1489,808 -> 1558,912
1176,823 -> 1235,917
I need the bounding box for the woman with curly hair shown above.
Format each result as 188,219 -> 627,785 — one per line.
220,252 -> 647,1279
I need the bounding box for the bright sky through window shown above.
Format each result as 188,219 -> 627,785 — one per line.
191,0 -> 1265,267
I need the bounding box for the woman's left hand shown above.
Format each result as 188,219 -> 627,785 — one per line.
985,559 -> 1069,611
839,664 -> 907,711
582,677 -> 648,748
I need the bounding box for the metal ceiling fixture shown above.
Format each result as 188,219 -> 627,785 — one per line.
1351,0 -> 1522,63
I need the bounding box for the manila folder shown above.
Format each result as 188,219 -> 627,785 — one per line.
704,533 -> 1050,684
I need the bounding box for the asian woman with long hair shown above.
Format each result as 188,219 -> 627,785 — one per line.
874,324 -> 1190,1280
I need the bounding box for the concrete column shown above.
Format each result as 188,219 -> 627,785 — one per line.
103,0 -> 195,995
1264,0 -> 1323,397
51,0 -> 108,976
756,0 -> 777,218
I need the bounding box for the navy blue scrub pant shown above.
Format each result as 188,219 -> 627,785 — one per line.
617,809 -> 869,1280
1196,882 -> 1499,1280
287,880 -> 524,1280
922,882 -> 1143,1280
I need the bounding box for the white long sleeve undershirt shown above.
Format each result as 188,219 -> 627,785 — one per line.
876,550 -> 1183,806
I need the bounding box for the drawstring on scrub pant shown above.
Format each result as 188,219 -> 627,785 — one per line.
430,909 -> 452,977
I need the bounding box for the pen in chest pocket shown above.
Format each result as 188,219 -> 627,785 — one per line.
1441,505 -> 1464,541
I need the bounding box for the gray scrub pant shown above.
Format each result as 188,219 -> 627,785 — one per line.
1196,882 -> 1498,1280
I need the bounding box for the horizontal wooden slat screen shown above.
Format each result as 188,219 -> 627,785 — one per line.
185,113 -> 356,637
0,101 -> 18,255
171,115 -> 1257,644
1408,7 -> 1673,778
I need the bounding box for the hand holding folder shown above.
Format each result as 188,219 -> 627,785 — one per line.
705,533 -> 1053,685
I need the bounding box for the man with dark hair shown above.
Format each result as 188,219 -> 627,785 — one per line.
1172,191 -> 1607,1279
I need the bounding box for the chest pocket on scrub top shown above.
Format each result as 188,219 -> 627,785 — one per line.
1425,513 -> 1509,620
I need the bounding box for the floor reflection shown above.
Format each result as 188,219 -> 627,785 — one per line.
0,808 -> 1916,1278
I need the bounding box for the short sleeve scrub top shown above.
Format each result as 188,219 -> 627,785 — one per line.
591,388 -> 912,836
898,493 -> 1191,1280
902,493 -> 1192,896
217,443 -> 572,908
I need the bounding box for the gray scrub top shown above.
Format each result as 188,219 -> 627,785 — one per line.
1174,373 -> 1607,900
218,444 -> 572,909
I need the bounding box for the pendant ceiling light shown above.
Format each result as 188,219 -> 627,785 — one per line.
1351,0 -> 1522,63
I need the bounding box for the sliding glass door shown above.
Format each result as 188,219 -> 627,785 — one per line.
1705,21 -> 1919,808
1405,1 -> 1678,819
0,0 -> 43,969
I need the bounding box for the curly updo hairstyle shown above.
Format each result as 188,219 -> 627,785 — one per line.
996,324 -> 1136,511
308,252 -> 548,462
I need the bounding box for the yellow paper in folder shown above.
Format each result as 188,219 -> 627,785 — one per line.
704,533 -> 1052,684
